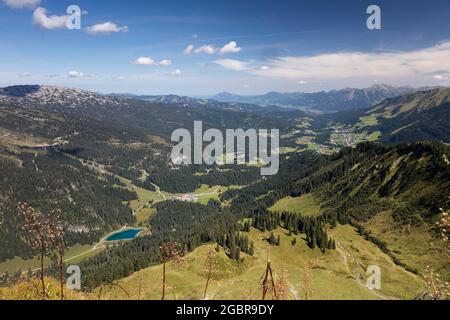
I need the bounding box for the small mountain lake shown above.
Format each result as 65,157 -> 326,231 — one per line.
106,228 -> 144,242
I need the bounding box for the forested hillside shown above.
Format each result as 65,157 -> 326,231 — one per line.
0,150 -> 136,262
0,87 -> 298,263
76,142 -> 449,289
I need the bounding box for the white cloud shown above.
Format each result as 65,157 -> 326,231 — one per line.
32,7 -> 67,30
2,0 -> 40,9
195,45 -> 217,55
184,44 -> 194,54
171,69 -> 182,76
159,59 -> 172,66
191,34 -> 198,39
297,80 -> 308,84
219,41 -> 241,55
68,70 -> 84,78
214,59 -> 250,71
133,57 -> 156,66
187,41 -> 242,55
260,66 -> 270,71
132,57 -> 173,66
251,41 -> 450,83
433,74 -> 448,81
86,22 -> 128,35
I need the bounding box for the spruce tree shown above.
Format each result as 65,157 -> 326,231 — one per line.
230,245 -> 236,260
328,239 -> 333,250
268,232 -> 276,245
310,232 -> 317,249
320,235 -> 327,251
249,241 -> 255,256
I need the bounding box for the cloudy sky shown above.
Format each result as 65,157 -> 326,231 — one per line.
1,0 -> 450,95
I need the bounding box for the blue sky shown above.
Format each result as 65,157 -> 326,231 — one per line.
1,0 -> 450,95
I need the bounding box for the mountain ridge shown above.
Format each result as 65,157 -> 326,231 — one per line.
211,84 -> 444,112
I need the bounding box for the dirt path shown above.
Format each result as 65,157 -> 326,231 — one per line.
150,182 -> 167,201
336,241 -> 394,300
288,282 -> 300,300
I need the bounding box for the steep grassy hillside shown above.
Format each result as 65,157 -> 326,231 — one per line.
369,88 -> 450,116
96,225 -> 424,300
223,142 -> 450,281
368,88 -> 450,143
311,143 -> 450,279
269,194 -> 322,216
286,88 -> 450,152
0,277 -> 93,300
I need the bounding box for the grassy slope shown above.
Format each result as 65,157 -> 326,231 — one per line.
0,277 -> 94,300
269,194 -> 322,217
117,176 -> 168,211
363,211 -> 450,281
195,185 -> 241,205
97,225 -> 424,300
0,244 -> 102,273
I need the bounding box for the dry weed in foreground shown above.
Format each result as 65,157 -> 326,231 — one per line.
437,199 -> 449,256
160,242 -> 186,300
203,249 -> 220,299
424,266 -> 449,300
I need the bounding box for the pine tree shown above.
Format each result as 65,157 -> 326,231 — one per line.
249,241 -> 255,256
328,239 -> 333,250
310,232 -> 317,249
320,235 -> 327,252
243,235 -> 249,252
268,232 -> 276,245
229,245 -> 236,260
236,248 -> 241,262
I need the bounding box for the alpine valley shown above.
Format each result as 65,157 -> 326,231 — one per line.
0,84 -> 449,300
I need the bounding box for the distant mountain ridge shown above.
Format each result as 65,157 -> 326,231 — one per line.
367,88 -> 450,143
211,85 -> 432,112
369,87 -> 450,116
0,85 -> 303,118
311,87 -> 450,146
0,85 -> 129,107
108,92 -> 300,114
0,85 -> 303,139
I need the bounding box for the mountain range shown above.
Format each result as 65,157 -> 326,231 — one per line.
316,87 -> 450,144
211,84 -> 428,112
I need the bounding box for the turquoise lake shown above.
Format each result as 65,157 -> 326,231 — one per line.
106,228 -> 144,241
